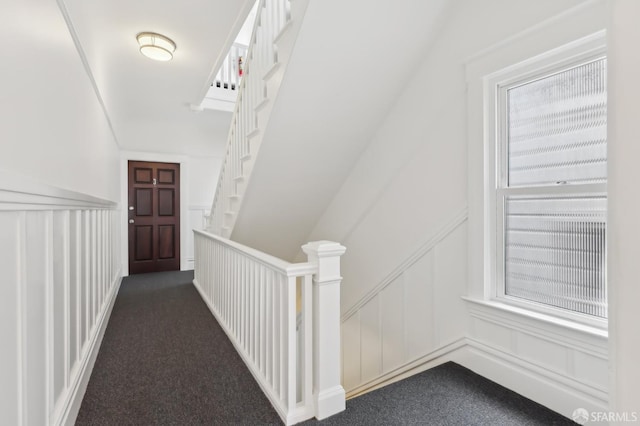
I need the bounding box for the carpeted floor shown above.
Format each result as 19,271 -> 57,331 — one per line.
77,270 -> 575,426
304,362 -> 575,426
76,270 -> 282,425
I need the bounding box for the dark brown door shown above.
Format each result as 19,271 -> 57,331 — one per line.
128,161 -> 180,274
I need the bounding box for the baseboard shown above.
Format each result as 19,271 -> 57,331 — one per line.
452,338 -> 609,422
57,274 -> 122,426
345,337 -> 608,424
345,338 -> 467,399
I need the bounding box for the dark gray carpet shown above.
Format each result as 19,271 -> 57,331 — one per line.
76,270 -> 281,425
305,362 -> 575,426
78,270 -> 575,426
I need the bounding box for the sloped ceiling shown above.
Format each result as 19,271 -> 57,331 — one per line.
61,0 -> 253,157
232,0 -> 450,261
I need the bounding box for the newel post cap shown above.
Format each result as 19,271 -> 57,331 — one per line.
302,241 -> 346,284
301,240 -> 346,258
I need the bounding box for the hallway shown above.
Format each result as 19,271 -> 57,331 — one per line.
77,271 -> 575,425
76,271 -> 281,425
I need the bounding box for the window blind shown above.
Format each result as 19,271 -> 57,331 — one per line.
507,58 -> 607,187
504,196 -> 607,317
502,57 -> 607,318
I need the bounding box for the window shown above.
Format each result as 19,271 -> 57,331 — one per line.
495,56 -> 607,320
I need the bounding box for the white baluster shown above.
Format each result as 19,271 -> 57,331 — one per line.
285,273 -> 296,410
279,272 -> 286,401
301,273 -> 313,407
260,265 -> 266,374
266,269 -> 273,385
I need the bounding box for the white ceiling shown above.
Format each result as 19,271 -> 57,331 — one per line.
61,0 -> 254,157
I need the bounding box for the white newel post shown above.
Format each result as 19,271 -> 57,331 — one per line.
302,240 -> 347,420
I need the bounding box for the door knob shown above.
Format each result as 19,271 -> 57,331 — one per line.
129,219 -> 135,224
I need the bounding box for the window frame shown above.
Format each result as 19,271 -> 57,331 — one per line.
484,34 -> 608,328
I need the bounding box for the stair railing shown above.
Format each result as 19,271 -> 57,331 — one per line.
207,0 -> 308,237
213,42 -> 248,92
194,230 -> 346,424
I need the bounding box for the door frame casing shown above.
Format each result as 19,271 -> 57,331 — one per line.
119,151 -> 190,276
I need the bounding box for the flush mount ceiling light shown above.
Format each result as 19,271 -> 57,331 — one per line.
136,32 -> 176,61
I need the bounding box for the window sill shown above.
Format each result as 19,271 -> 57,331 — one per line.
463,297 -> 608,355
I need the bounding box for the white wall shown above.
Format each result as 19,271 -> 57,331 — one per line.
187,156 -> 221,268
0,2 -> 123,424
308,0 -> 588,312
189,156 -> 222,206
0,0 -> 119,202
464,1 -> 609,419
306,0 -> 608,419
341,215 -> 468,395
608,0 -> 640,418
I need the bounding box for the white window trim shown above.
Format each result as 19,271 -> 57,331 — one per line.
467,30 -> 608,334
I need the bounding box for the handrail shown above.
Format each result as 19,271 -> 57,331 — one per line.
193,231 -> 346,424
194,229 -> 314,275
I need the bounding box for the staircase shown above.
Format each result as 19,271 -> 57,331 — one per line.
207,0 -> 309,238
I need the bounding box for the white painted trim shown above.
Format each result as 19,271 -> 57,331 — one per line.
0,169 -> 117,211
314,386 -> 345,421
194,229 -> 316,275
57,274 -> 122,426
45,212 -> 54,421
344,336 -> 607,422
200,97 -> 236,112
607,1 -> 640,414
342,207 -> 468,321
465,1 -> 609,323
464,298 -> 608,356
17,211 -> 27,425
458,339 -> 609,419
464,0 -> 605,65
476,33 -> 608,325
345,338 -> 468,398
119,151 -> 190,275
62,211 -> 71,398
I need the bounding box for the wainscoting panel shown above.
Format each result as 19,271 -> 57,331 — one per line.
359,298 -> 381,384
341,313 -> 361,391
52,210 -> 68,415
380,277 -> 404,373
24,210 -> 48,426
573,351 -> 608,391
0,177 -> 122,426
403,251 -> 434,361
0,211 -> 21,425
464,302 -> 609,415
516,333 -> 568,374
186,206 -> 209,270
432,224 -> 467,347
342,210 -> 468,395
